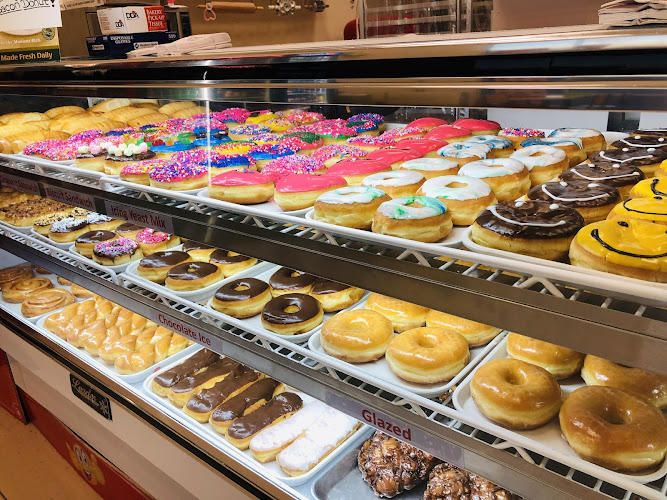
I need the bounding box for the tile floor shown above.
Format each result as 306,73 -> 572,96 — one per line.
0,405 -> 102,500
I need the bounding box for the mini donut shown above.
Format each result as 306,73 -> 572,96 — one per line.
519,137 -> 586,167
309,279 -> 364,312
559,162 -> 645,200
581,355 -> 666,410
136,228 -> 180,255
426,310 -> 501,346
424,125 -> 472,143
211,278 -> 272,318
344,135 -> 396,152
417,175 -> 497,226
364,148 -> 422,170
319,158 -> 392,186
498,127 -> 545,148
182,240 -> 216,261
629,177 -> 667,199
165,262 -> 223,291
47,217 -> 90,243
386,327 -> 469,384
506,333 -> 584,379
471,358 -> 562,429
365,292 -> 429,333
320,309 -> 393,362
437,143 -> 490,167
362,171 -> 425,199
268,267 -> 317,296
569,219 -> 667,282
274,174 -> 347,211
137,250 -> 191,283
606,197 -> 667,226
394,138 -> 447,158
549,128 -> 606,156
559,386 -> 667,472
311,144 -> 367,168
452,118 -> 501,136
510,145 -> 569,186
372,196 -> 452,243
261,293 -> 323,336
611,135 -> 667,151
398,158 -> 460,179
526,180 -> 621,224
262,154 -> 326,179
463,135 -> 514,158
471,200 -> 585,261
75,230 -> 119,258
407,117 -> 448,130
589,147 -> 667,178
458,158 -> 531,202
314,186 -> 391,230
209,250 -> 257,277
209,169 -> 275,205
92,238 -> 142,266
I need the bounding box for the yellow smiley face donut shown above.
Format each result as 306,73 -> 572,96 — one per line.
569,219 -> 667,282
629,177 -> 667,199
606,197 -> 667,226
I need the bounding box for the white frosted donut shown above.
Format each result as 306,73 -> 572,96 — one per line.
401,158 -> 459,171
550,128 -> 601,138
459,159 -> 531,202
419,175 -> 492,200
549,128 -> 606,158
437,143 -> 491,167
362,170 -> 425,198
316,185 -> 386,205
372,196 -> 452,242
314,185 -> 390,230
377,196 -> 448,219
464,135 -> 513,157
521,137 -> 584,148
510,145 -> 569,186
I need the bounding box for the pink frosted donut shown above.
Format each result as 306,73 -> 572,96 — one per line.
209,169 -> 275,204
364,148 -> 422,169
381,126 -> 427,140
311,144 -> 367,167
408,117 -> 449,130
274,173 -> 347,211
326,158 -> 392,185
424,125 -> 473,143
262,154 -> 326,179
345,135 -> 396,152
395,138 -> 447,157
452,118 -> 501,135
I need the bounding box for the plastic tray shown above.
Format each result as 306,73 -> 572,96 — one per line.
452,337 -> 667,485
99,175 -> 206,198
305,210 -> 465,249
69,244 -> 143,274
142,350 -> 369,486
0,273 -> 77,324
0,220 -> 33,234
30,228 -> 76,249
198,188 -> 311,217
461,226 -> 667,305
16,153 -> 74,166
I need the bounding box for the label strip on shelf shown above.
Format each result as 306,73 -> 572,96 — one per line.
148,310 -> 223,353
103,200 -> 174,233
43,184 -> 96,211
0,172 -> 41,195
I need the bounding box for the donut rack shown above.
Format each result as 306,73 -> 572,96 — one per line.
0,27 -> 666,500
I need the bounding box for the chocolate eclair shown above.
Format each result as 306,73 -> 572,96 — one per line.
75,230 -> 119,258
165,261 -> 223,292
137,250 -> 191,283
151,349 -> 220,396
268,267 -> 317,296
211,278 -> 271,318
167,357 -> 242,407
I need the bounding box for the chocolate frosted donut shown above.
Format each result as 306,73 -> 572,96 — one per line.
309,278 -> 365,312
209,250 -> 257,277
310,279 -> 351,295
183,240 -> 214,252
559,163 -> 644,199
138,250 -> 191,283
105,151 -> 155,162
261,293 -> 323,335
76,230 -> 116,245
165,261 -> 223,291
632,129 -> 667,137
268,267 -> 317,296
590,147 -> 667,177
215,278 -> 269,302
611,136 -> 667,150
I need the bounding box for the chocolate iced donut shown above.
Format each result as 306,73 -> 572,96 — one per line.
47,217 -> 90,243
209,249 -> 257,277
268,267 -> 318,296
137,250 -> 191,283
589,147 -> 667,177
261,293 -> 323,335
559,163 -> 644,199
183,240 -> 216,261
165,261 -> 223,291
211,278 -> 271,318
632,129 -> 667,138
611,136 -> 667,150
526,180 -> 621,224
471,200 -> 584,261
115,222 -> 143,239
75,230 -> 118,257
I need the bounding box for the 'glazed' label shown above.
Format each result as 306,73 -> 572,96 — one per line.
150,311 -> 223,353
104,201 -> 174,233
0,172 -> 40,195
43,185 -> 96,211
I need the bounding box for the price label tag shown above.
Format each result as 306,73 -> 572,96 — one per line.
104,200 -> 174,233
150,311 -> 223,353
42,185 -> 96,211
0,172 -> 41,195
325,391 -> 465,468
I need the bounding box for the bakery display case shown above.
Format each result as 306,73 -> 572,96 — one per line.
0,27 -> 665,500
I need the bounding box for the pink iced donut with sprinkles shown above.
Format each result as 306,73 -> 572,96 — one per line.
381,126 -> 427,140
345,135 -> 396,152
209,169 -> 275,205
326,158 -> 392,185
148,161 -> 208,191
424,125 -> 473,143
311,144 -> 367,167
452,118 -> 501,135
395,138 -> 447,157
274,173 -> 347,211
262,154 -> 326,179
136,227 -> 180,254
364,148 -> 422,169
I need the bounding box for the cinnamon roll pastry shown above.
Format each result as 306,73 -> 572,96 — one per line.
0,264 -> 33,289
21,288 -> 75,318
2,277 -> 52,303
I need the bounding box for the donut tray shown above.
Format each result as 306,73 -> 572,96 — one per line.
461,227 -> 667,306
0,220 -> 34,234
0,153 -> 105,187
15,153 -> 74,166
451,337 -> 667,485
142,349 -> 373,486
308,297 -> 507,398
198,188 -> 311,217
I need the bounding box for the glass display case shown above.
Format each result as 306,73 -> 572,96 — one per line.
0,27 -> 665,500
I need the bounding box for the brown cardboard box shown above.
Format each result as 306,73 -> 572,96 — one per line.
491,0 -> 603,30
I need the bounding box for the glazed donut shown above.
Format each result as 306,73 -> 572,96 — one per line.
395,138 -> 447,158
182,240 -> 216,261
209,169 -> 275,204
471,200 -> 585,261
320,309 -> 393,362
365,292 -> 429,333
92,238 -> 142,266
372,196 -> 452,243
47,217 -> 90,243
549,128 -> 606,156
606,197 -> 667,226
137,250 -> 191,283
510,145 -> 569,186
364,148 -> 422,170
452,118 -> 501,136
0,264 -> 34,289
274,174 -> 347,211
417,175 -> 497,226
407,117 -> 448,130
21,288 -> 75,318
308,279 -> 364,312
114,222 -> 143,240
136,228 -> 180,255
581,355 -> 667,409
424,125 -> 472,143
211,278 -> 272,318
471,358 -> 562,429
209,250 -> 257,277
506,333 -> 584,379
458,158 -> 531,202
56,277 -> 72,286
426,310 -> 501,346
261,293 -> 323,335
499,127 -> 545,148
559,162 -> 644,200
386,327 -> 470,384
362,171 -> 425,199
519,137 -> 586,167
75,230 -> 118,258
437,143 -> 490,167
326,159 -> 392,186
165,262 -> 223,291
463,135 -> 514,158
569,219 -> 667,282
268,267 -> 317,296
629,178 -> 667,199
2,277 -> 53,303
399,158 -> 460,180
589,147 -> 667,178
526,180 -> 621,224
611,135 -> 667,151
559,386 -> 667,472
313,186 -> 390,230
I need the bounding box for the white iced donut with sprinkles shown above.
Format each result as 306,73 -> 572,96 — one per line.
549,128 -> 606,156
458,158 -> 531,201
399,157 -> 460,179
437,143 -> 491,167
463,135 -> 514,158
362,170 -> 425,198
372,196 -> 453,242
417,175 -> 498,225
510,145 -> 569,186
313,186 -> 390,230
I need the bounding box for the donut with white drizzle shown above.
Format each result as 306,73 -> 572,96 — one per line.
589,147 -> 667,178
559,162 -> 645,200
